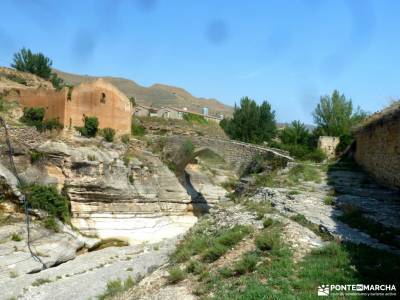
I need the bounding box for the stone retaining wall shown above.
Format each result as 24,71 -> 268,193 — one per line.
354,103 -> 400,189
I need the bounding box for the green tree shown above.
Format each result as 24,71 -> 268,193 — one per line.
11,48 -> 52,80
313,90 -> 367,137
280,121 -> 310,145
11,48 -> 65,90
221,97 -> 276,144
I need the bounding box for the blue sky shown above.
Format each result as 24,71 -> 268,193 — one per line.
0,0 -> 399,123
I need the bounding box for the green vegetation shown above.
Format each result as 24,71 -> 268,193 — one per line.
262,217 -> 274,228
171,220 -> 252,264
100,127 -> 116,142
220,97 -> 277,144
90,238 -> 129,251
131,123 -> 146,137
11,232 -> 22,242
5,74 -> 27,85
323,195 -> 335,205
167,267 -> 186,284
11,48 -> 64,89
24,184 -> 70,224
313,90 -> 368,152
30,151 -> 45,163
87,154 -> 96,161
291,214 -> 333,241
243,200 -> 274,220
20,107 -> 63,131
76,116 -> 99,138
287,163 -> 322,184
41,216 -> 60,232
97,276 -> 134,300
269,120 -> 327,162
337,205 -> 400,248
183,112 -> 208,124
121,134 -> 130,144
181,139 -> 194,157
31,278 -> 52,286
128,174 -> 134,184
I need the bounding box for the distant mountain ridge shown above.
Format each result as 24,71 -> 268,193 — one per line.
54,69 -> 233,117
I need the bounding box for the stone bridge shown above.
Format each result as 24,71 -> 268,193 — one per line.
162,135 -> 293,173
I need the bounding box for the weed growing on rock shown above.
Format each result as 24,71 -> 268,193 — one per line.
11,232 -> 22,242
97,276 -> 135,300
323,196 -> 335,205
290,214 -> 333,241
167,267 -> 186,284
32,278 -> 52,286
288,164 -> 321,184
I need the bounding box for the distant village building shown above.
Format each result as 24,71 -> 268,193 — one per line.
133,105 -> 223,123
317,136 -> 340,159
353,101 -> 400,189
134,104 -> 158,117
18,79 -> 132,134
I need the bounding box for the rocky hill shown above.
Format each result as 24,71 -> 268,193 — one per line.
54,69 -> 233,117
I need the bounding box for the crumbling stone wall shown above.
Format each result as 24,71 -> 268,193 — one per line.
318,136 -> 340,159
354,109 -> 400,189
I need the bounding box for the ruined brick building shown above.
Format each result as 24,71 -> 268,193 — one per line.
17,79 -> 132,134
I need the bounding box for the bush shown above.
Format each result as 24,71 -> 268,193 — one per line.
100,127 -> 116,142
20,107 -> 45,127
186,260 -> 206,275
183,112 -> 208,124
182,139 -> 194,157
24,184 -> 70,223
41,118 -> 63,131
288,164 -> 321,183
11,232 -> 22,241
202,243 -> 227,262
42,216 -> 59,232
263,218 -> 274,228
303,148 -> 326,163
233,253 -> 258,275
30,151 -> 45,163
97,277 -> 135,300
20,107 -> 62,132
167,267 -> 185,284
131,124 -> 146,136
255,230 -> 280,251
6,74 -> 27,85
121,134 -> 130,144
76,116 -> 98,137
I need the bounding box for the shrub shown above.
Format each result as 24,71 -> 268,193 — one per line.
6,74 -> 27,85
76,116 -> 98,138
20,107 -> 45,127
183,112 -> 208,124
87,154 -> 96,161
233,253 -> 258,275
303,148 -> 326,163
131,123 -> 146,137
30,151 -> 45,163
255,230 -> 280,251
41,118 -> 63,131
42,216 -> 59,232
97,277 -> 135,300
323,196 -> 335,206
24,184 -> 70,223
100,127 -> 116,142
263,218 -> 274,228
128,174 -> 134,184
167,267 -> 185,284
182,139 -> 194,157
202,243 -> 227,262
186,260 -> 206,275
11,232 -> 22,241
121,134 -> 130,144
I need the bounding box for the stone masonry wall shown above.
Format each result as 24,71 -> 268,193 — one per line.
354,117 -> 400,189
164,135 -> 292,173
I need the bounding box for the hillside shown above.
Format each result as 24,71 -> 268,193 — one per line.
54,69 -> 233,117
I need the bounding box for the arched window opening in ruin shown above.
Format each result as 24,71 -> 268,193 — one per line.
100,92 -> 106,103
